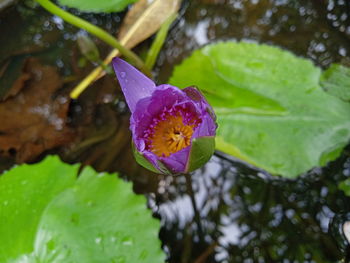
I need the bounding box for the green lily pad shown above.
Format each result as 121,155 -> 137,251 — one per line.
170,42 -> 350,178
58,0 -> 137,13
320,63 -> 350,102
0,156 -> 78,262
0,156 -> 164,262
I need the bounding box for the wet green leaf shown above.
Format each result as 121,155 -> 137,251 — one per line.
170,42 -> 350,178
57,0 -> 137,13
320,64 -> 350,102
0,156 -> 78,262
0,156 -> 164,262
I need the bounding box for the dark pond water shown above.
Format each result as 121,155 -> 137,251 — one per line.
1,0 -> 350,262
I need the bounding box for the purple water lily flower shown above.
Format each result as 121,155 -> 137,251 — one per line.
112,58 -> 217,174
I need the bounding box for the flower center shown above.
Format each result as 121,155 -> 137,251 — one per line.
144,109 -> 200,157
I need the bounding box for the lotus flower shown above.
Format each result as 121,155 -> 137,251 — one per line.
112,58 -> 217,175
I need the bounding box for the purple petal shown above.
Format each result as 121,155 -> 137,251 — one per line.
131,85 -> 192,142
160,147 -> 191,174
183,86 -> 204,102
112,57 -> 156,112
183,86 -> 216,120
192,112 -> 217,138
143,151 -> 162,172
130,96 -> 153,141
183,86 -> 217,138
147,85 -> 188,116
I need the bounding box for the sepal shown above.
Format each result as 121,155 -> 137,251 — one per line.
185,136 -> 215,173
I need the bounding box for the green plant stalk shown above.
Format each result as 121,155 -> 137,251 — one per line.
34,0 -> 150,76
145,13 -> 177,70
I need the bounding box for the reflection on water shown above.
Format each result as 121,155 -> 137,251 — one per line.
151,150 -> 350,262
157,0 -> 350,82
0,0 -> 350,262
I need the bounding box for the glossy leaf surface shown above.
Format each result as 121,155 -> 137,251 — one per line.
170,42 -> 350,178
321,63 -> 350,102
0,156 -> 164,262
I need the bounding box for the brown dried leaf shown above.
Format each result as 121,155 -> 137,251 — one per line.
0,58 -> 74,162
117,0 -> 149,40
2,70 -> 30,101
118,0 -> 181,48
0,57 -> 28,100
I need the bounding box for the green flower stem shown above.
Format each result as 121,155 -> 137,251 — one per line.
34,0 -> 150,76
145,13 -> 177,70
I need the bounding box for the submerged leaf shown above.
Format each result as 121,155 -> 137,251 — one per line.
0,58 -> 74,162
339,178 -> 350,197
77,34 -> 100,63
0,156 -> 165,262
170,42 -> 350,178
0,56 -> 30,100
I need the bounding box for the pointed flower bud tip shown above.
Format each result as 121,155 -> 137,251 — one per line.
112,57 -> 217,175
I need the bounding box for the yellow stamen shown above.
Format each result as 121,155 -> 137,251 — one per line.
148,114 -> 195,157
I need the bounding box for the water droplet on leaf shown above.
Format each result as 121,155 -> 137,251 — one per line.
113,255 -> 126,263
95,236 -> 102,245
121,236 -> 133,246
